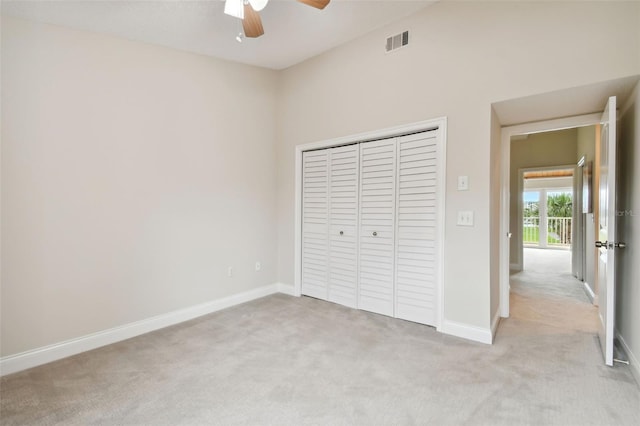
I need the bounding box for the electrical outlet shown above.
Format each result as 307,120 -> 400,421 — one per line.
227,267 -> 233,277
255,262 -> 261,271
457,210 -> 474,226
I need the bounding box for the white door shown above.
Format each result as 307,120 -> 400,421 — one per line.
328,145 -> 360,308
597,96 -> 617,366
301,150 -> 329,300
358,138 -> 397,316
395,132 -> 439,326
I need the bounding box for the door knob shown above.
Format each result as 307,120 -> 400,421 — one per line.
614,242 -> 626,249
595,241 -> 607,248
372,231 -> 378,236
339,231 -> 344,236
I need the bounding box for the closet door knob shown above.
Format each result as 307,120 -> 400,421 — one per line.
372,231 -> 378,236
339,231 -> 344,236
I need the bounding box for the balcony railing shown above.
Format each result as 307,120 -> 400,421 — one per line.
523,216 -> 572,247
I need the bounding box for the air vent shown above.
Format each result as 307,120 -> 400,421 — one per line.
385,31 -> 409,53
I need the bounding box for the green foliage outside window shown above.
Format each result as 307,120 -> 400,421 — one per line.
547,192 -> 572,217
523,192 -> 572,245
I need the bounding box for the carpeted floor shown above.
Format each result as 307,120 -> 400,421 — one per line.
1,249 -> 639,425
508,248 -> 600,336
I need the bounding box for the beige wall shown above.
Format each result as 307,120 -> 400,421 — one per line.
1,18 -> 279,356
508,129 -> 578,269
278,0 -> 640,331
617,81 -> 640,380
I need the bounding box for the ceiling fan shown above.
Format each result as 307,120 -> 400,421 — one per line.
224,0 -> 331,38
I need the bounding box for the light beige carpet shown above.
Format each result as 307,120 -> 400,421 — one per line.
1,249 -> 639,425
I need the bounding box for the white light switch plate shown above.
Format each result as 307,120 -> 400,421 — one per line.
457,175 -> 469,191
457,210 -> 474,226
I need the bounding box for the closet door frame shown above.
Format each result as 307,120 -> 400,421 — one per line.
294,117 -> 447,330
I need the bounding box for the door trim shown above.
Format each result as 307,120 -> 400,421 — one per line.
499,113 -> 602,318
294,117 -> 447,330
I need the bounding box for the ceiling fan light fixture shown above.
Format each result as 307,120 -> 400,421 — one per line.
224,0 -> 244,19
249,0 -> 269,12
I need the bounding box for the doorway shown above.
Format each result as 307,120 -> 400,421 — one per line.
505,126 -> 598,334
508,128 -> 589,274
494,77 -> 640,370
521,167 -> 575,282
521,168 -> 574,263
499,114 -> 603,318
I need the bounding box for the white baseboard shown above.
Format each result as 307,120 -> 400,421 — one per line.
440,319 -> 493,345
490,310 -> 501,342
0,283 -> 289,377
276,282 -> 296,296
616,330 -> 640,386
582,281 -> 595,304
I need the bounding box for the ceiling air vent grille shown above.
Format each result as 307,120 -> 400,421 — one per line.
385,31 -> 409,53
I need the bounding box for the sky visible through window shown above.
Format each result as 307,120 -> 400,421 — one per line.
523,190 -> 571,202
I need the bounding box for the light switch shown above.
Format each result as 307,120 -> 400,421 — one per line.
457,210 -> 474,226
457,176 -> 469,191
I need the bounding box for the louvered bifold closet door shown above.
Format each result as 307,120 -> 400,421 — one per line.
395,131 -> 439,326
358,138 -> 397,316
302,150 -> 329,300
328,145 -> 360,308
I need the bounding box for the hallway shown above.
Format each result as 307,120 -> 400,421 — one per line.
508,248 -> 599,334
493,249 -> 640,423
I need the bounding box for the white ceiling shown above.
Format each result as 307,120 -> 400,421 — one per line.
2,0 -> 436,70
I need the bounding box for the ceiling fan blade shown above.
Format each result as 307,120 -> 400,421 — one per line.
243,4 -> 264,38
297,0 -> 330,10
